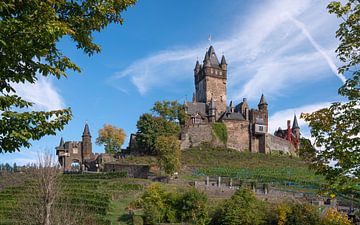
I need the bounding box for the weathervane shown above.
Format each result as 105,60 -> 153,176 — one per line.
208,34 -> 212,45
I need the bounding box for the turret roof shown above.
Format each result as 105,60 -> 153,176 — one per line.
83,123 -> 91,137
292,114 -> 300,129
258,94 -> 268,105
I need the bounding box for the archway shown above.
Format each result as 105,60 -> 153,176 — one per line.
71,160 -> 81,172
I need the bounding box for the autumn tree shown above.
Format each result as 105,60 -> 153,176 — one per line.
302,0 -> 360,191
96,124 -> 126,154
0,0 -> 136,153
154,135 -> 181,175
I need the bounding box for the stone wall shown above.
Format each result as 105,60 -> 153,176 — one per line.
224,120 -> 250,151
180,124 -> 225,150
205,76 -> 227,114
265,134 -> 296,154
103,163 -> 150,179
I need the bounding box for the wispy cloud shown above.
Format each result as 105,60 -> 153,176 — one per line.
111,0 -> 341,100
12,76 -> 65,111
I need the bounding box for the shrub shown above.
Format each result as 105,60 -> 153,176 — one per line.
212,123 -> 228,144
321,207 -> 352,225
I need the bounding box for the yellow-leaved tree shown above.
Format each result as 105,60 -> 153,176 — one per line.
96,124 -> 126,154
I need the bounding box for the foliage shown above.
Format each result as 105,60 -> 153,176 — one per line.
301,0 -> 360,191
152,100 -> 189,125
140,184 -> 209,225
136,113 -> 180,154
275,202 -> 320,225
210,188 -> 266,225
154,135 -> 181,175
299,138 -> 316,162
0,0 -> 136,153
212,122 -> 228,144
321,207 -> 352,225
96,124 -> 126,154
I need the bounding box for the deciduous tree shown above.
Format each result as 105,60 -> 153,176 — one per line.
96,124 -> 126,154
0,0 -> 136,153
136,113 -> 180,154
302,0 -> 360,191
154,135 -> 181,175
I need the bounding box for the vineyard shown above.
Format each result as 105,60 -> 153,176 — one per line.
0,172 -> 149,225
181,147 -> 324,185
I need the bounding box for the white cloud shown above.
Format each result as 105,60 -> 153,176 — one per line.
12,76 -> 65,111
111,0 -> 342,100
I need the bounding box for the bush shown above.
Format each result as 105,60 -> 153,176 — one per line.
210,188 -> 267,225
132,214 -> 144,225
141,184 -> 209,225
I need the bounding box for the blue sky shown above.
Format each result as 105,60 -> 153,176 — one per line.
1,0 -> 347,165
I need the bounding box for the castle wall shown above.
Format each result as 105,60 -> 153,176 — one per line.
265,134 -> 296,155
224,120 -> 250,151
180,124 -> 214,149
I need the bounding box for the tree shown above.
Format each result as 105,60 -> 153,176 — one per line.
96,124 -> 126,154
301,0 -> 360,191
275,202 -> 320,225
210,188 -> 267,225
299,138 -> 316,162
136,113 -> 180,154
152,100 -> 188,125
0,0 -> 136,153
154,135 -> 181,175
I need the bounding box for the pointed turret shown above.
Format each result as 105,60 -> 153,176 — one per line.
194,60 -> 200,73
258,94 -> 267,105
292,114 -> 300,130
258,94 -> 268,112
81,122 -> 92,160
59,137 -> 64,147
192,92 -> 197,103
203,50 -> 211,67
83,123 -> 91,137
207,46 -> 220,67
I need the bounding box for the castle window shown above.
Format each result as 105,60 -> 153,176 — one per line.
211,69 -> 213,73
215,70 -> 218,75
220,71 -> 222,75
73,148 -> 78,154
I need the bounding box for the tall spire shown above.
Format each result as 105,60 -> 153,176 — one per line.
258,94 -> 268,106
194,60 -> 200,71
83,123 -> 91,137
292,114 -> 300,129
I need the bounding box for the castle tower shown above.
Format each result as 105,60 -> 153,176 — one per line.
194,46 -> 227,116
81,123 -> 92,159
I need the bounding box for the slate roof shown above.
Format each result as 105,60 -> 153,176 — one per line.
203,46 -> 221,69
185,102 -> 207,116
292,114 -> 300,129
220,111 -> 245,121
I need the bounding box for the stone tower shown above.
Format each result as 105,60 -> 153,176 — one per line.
258,94 -> 268,126
81,123 -> 92,159
292,114 -> 300,148
194,46 -> 227,116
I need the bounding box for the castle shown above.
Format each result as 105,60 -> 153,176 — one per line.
181,46 -> 300,154
56,123 -> 95,171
